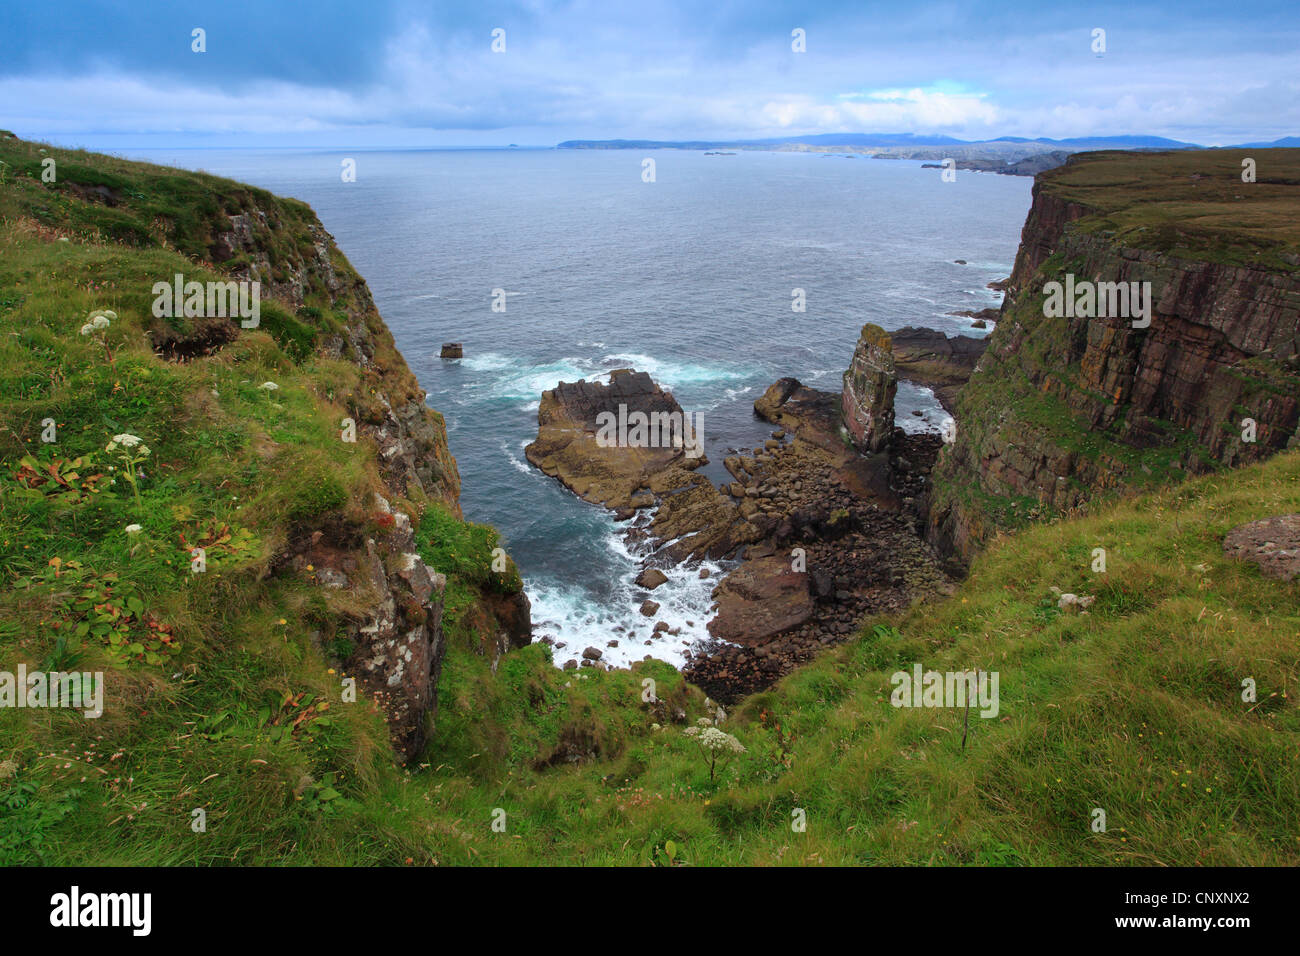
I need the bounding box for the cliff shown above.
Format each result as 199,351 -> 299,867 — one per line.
928,149 -> 1300,562
0,132 -> 528,763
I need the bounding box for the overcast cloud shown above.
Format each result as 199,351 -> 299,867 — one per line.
1,0 -> 1295,147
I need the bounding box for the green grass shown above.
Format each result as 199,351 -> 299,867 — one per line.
1040,148 -> 1300,271
1,133 -> 1296,866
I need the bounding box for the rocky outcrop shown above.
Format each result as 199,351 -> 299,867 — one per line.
1224,514 -> 1300,581
525,369 -> 704,509
928,150 -> 1300,563
890,327 -> 989,411
841,323 -> 897,452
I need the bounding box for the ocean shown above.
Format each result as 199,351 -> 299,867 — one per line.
126,146 -> 1032,667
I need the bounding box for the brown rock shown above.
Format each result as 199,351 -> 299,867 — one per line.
707,555 -> 814,645
1224,514 -> 1300,580
636,567 -> 669,590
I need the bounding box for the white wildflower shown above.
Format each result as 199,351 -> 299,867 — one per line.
259,381 -> 279,391
694,727 -> 746,755
125,524 -> 143,535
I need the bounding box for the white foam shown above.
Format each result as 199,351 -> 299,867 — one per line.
526,516 -> 731,670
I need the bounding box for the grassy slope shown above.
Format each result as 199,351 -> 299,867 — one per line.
1,135 -> 1296,866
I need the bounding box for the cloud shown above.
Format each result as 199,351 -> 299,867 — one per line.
1,0 -> 1297,145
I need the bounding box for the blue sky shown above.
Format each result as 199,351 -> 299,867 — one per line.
1,0 -> 1296,148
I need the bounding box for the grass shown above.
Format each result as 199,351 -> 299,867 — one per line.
1,132 -> 1296,866
1039,148 -> 1300,271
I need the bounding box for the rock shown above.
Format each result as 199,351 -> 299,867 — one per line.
524,369 -> 702,509
1224,514 -> 1300,580
698,567 -> 711,579
640,600 -> 660,617
636,567 -> 669,590
707,555 -> 814,645
581,646 -> 603,660
563,659 -> 578,670
316,568 -> 349,588
841,323 -> 897,454
1057,593 -> 1095,610
486,588 -> 533,650
653,621 -> 670,633
889,326 -> 988,413
439,343 -> 463,359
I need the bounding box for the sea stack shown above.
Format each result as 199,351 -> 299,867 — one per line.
840,323 -> 897,453
440,343 -> 463,358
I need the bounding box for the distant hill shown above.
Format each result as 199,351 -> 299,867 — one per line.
557,133 -> 1208,150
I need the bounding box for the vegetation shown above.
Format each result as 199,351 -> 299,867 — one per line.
1,134 -> 1295,866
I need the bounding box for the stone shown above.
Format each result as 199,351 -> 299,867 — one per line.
581,646 -> 603,660
636,567 -> 669,590
439,343 -> 463,358
640,600 -> 660,617
1224,514 -> 1300,580
707,555 -> 814,646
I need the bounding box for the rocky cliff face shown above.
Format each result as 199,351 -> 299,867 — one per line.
841,323 -> 897,452
928,150 -> 1300,562
206,198 -> 526,761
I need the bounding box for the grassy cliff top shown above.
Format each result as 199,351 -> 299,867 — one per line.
1036,147 -> 1300,268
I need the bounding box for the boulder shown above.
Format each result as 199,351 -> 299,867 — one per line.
439,343 -> 463,358
707,555 -> 814,645
636,567 -> 669,590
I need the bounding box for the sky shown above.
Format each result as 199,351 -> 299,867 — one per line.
1,0 -> 1297,149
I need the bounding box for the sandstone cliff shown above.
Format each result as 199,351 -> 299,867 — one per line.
928,149 -> 1300,562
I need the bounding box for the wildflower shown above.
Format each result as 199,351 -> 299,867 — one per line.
683,725 -> 746,781
79,323 -> 95,335
107,433 -> 143,452
125,524 -> 142,535
259,381 -> 279,391
92,315 -> 110,329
